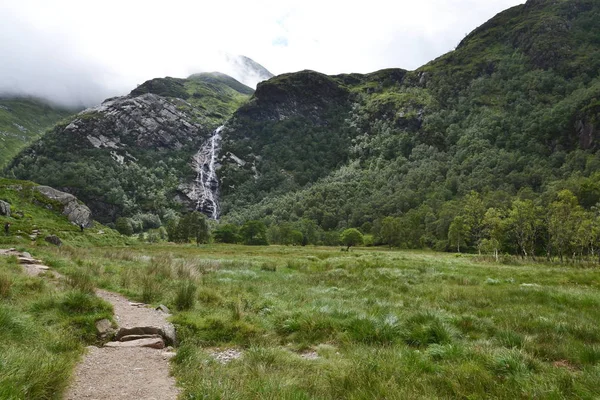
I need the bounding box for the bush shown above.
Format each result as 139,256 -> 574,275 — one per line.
115,217 -> 134,236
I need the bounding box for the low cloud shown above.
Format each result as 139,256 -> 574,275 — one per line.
0,0 -> 524,108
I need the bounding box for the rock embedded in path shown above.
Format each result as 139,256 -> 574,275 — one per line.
105,337 -> 165,349
95,319 -> 115,339
120,334 -> 162,342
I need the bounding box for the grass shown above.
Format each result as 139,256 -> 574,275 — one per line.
15,243 -> 599,399
0,255 -> 112,399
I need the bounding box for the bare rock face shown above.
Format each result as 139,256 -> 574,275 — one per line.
0,200 -> 10,217
69,94 -> 203,151
34,186 -> 92,227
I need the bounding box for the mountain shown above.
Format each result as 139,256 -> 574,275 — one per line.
217,0 -> 600,242
224,54 -> 275,88
0,97 -> 73,167
5,0 -> 600,250
5,73 -> 253,222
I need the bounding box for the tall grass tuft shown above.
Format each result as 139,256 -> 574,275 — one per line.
140,275 -> 162,303
175,280 -> 197,311
65,270 -> 95,293
0,273 -> 12,298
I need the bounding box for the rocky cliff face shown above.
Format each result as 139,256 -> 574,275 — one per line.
68,93 -> 205,153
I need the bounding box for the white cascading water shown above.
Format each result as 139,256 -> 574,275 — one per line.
190,125 -> 224,219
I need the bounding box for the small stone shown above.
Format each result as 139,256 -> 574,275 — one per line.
104,337 -> 165,349
95,319 -> 115,337
22,252 -> 32,258
156,304 -> 170,314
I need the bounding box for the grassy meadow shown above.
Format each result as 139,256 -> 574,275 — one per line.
7,243 -> 596,399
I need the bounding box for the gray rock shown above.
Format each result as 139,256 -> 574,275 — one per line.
120,334 -> 162,342
116,326 -> 161,340
44,235 -> 62,246
34,186 -> 93,228
95,319 -> 115,338
156,304 -> 170,314
21,252 -> 32,258
0,200 -> 10,217
104,337 -> 165,349
115,325 -> 177,346
160,324 -> 177,347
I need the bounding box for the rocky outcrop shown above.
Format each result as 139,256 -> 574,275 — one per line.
0,200 -> 10,217
68,94 -> 203,151
34,186 -> 92,227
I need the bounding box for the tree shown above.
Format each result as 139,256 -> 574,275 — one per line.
115,217 -> 134,236
547,190 -> 583,262
462,191 -> 486,253
170,212 -> 210,245
482,207 -> 506,261
240,220 -> 268,245
214,224 -> 240,243
448,216 -> 469,253
340,228 -> 364,250
380,216 -> 401,248
506,199 -> 540,258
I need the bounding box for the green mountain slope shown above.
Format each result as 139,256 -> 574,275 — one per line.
5,74 -> 254,223
219,0 -> 600,248
0,98 -> 72,168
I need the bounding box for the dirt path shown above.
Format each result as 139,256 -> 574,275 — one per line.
0,248 -> 180,399
65,290 -> 179,399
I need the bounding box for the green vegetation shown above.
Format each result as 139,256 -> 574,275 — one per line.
0,178 -> 124,248
12,243 -> 599,399
0,97 -> 72,167
219,1 -> 600,257
0,255 -> 112,398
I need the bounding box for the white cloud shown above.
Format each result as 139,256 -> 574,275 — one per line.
0,0 -> 524,107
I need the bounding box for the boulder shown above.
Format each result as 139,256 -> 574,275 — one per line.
0,200 -> 10,217
34,186 -> 93,228
45,235 -> 62,246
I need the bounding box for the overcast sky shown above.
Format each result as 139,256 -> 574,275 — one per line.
0,0 -> 525,108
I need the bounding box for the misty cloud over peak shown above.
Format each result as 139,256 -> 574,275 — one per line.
1,0 -> 524,109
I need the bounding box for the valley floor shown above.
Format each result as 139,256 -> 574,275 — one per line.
2,244 -> 600,398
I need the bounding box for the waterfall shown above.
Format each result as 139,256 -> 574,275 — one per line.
190,125 -> 223,219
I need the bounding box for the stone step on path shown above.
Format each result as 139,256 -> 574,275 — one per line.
66,290 -> 179,400
0,248 -> 54,276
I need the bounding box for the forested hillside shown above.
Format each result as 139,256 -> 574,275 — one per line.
4,0 -> 600,258
0,97 -> 72,167
5,73 -> 254,223
218,0 -> 600,256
